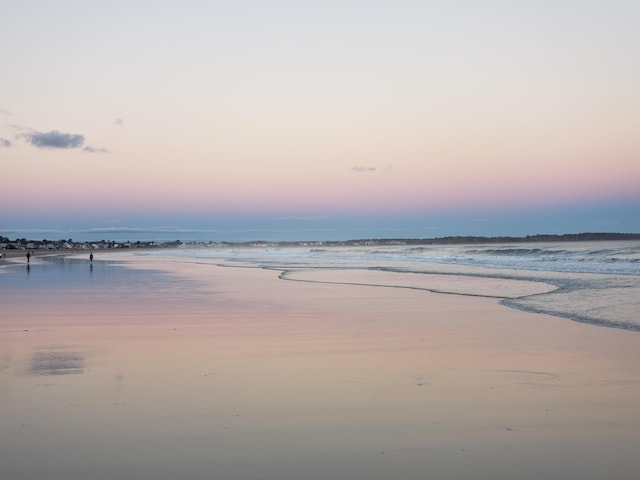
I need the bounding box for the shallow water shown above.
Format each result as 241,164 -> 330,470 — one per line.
0,255 -> 210,319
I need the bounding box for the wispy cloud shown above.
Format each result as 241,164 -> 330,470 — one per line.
221,227 -> 345,235
114,118 -> 124,126
86,226 -> 217,234
15,127 -> 111,153
1,226 -> 217,236
22,130 -> 85,149
1,228 -> 66,236
351,164 -> 394,173
0,137 -> 11,148
275,215 -> 335,221
0,108 -> 13,116
592,220 -> 620,226
83,146 -> 111,154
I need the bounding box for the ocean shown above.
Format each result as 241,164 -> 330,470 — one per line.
142,240 -> 640,331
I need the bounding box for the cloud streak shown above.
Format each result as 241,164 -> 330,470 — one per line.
0,137 -> 11,148
83,146 -> 111,154
86,226 -> 217,234
352,166 -> 376,172
275,215 -> 335,221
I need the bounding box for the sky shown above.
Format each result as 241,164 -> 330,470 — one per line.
1,0 -> 639,242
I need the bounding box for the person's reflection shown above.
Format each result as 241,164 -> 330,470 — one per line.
26,263 -> 30,274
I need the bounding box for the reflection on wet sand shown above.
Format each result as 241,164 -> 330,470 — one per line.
29,349 -> 84,376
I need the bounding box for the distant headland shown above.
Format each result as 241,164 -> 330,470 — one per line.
2,232 -> 639,252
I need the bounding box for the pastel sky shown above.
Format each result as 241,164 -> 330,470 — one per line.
1,1 -> 639,242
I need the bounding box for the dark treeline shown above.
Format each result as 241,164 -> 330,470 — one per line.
2,232 -> 640,250
229,232 -> 640,247
337,232 -> 640,246
371,233 -> 640,245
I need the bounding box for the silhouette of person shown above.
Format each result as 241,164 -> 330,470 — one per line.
90,252 -> 94,263
26,251 -> 31,263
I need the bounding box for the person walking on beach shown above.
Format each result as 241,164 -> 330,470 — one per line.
90,252 -> 94,263
26,251 -> 31,263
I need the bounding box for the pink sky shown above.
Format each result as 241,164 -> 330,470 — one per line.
1,1 -> 638,240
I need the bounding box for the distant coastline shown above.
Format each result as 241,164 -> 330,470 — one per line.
1,232 -> 639,253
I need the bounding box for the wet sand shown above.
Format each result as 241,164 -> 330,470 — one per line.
1,252 -> 640,480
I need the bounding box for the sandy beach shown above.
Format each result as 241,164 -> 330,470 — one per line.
1,251 -> 640,480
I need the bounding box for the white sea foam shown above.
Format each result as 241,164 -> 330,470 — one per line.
143,240 -> 640,331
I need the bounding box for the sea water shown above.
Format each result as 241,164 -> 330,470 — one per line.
143,240 -> 640,331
